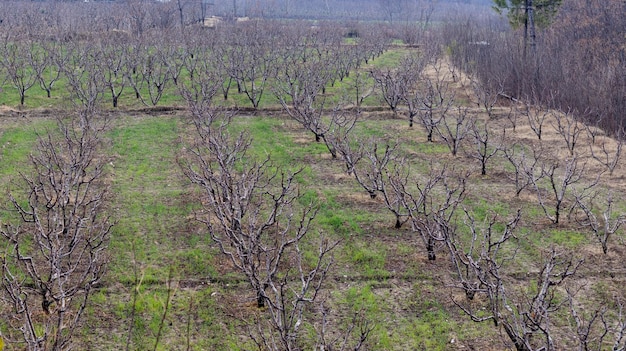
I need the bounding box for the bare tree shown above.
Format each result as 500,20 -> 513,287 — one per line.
160,42 -> 186,87
334,135 -> 416,229
506,106 -> 520,132
63,43 -> 106,115
471,75 -> 505,119
244,230 -> 339,351
213,43 -> 237,101
583,112 -> 605,146
451,235 -> 582,351
590,132 -> 624,176
326,110 -> 361,171
37,41 -> 67,99
573,191 -> 626,255
142,43 -> 174,106
502,142 -> 545,197
566,293 -> 626,351
273,54 -> 343,158
416,72 -> 453,142
180,105 -> 318,308
522,102 -> 550,141
314,304 -> 373,351
0,39 -> 38,106
531,156 -> 595,225
437,107 -> 473,157
552,108 -> 584,156
179,103 -> 358,350
328,129 -> 364,178
370,63 -> 415,118
346,70 -> 375,111
467,121 -> 504,175
398,51 -> 439,128
99,42 -> 128,108
382,54 -> 433,125
226,21 -> 280,110
448,208 -> 522,300
127,0 -> 150,38
349,141 -> 410,229
0,116 -> 113,351
402,87 -> 423,129
125,40 -> 145,101
401,165 -> 467,261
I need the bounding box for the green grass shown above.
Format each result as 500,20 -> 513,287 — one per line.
347,241 -> 388,277
0,122 -> 53,176
550,228 -> 587,248
106,116 -> 193,283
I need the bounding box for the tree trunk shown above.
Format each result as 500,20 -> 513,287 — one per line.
257,290 -> 265,308
524,0 -> 537,59
528,0 -> 536,56
427,237 -> 436,260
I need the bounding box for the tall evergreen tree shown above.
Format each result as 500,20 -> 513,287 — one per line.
493,0 -> 562,56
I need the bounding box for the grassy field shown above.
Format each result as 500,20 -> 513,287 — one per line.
1,48 -> 625,350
